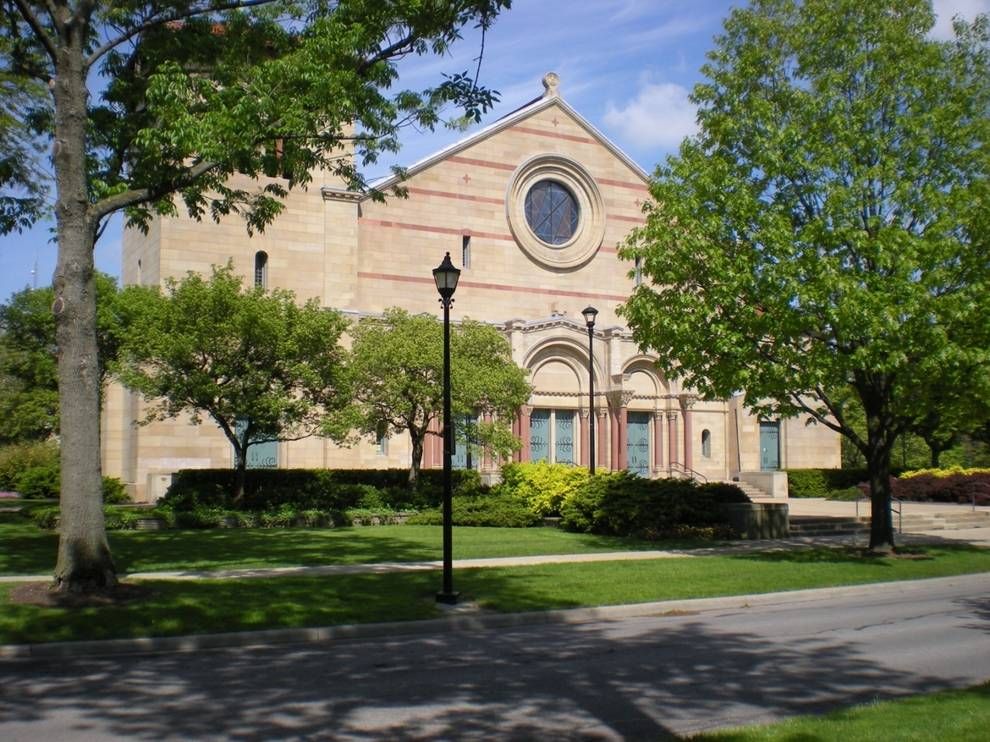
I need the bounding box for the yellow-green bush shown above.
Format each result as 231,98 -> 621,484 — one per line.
900,466 -> 990,479
500,462 -> 589,516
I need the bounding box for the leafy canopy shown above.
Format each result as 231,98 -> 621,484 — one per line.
621,0 -> 989,450
618,0 -> 990,548
348,307 -> 530,472
0,275 -> 123,442
115,264 -> 351,462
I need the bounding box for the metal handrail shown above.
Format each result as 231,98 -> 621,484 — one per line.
856,494 -> 903,534
667,462 -> 708,484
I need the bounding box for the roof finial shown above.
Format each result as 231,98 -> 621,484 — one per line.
542,72 -> 560,98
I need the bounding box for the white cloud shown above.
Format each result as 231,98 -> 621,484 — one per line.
603,82 -> 698,154
931,0 -> 990,40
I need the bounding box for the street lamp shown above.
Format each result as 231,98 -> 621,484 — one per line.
433,252 -> 461,604
582,306 -> 598,475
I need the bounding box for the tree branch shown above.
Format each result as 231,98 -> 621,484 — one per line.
10,0 -> 58,63
89,158 -> 219,223
85,0 -> 280,69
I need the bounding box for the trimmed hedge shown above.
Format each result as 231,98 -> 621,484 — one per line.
407,493 -> 541,528
559,472 -> 749,539
786,469 -> 871,498
161,468 -> 484,512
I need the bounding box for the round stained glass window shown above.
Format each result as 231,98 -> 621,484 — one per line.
524,180 -> 579,245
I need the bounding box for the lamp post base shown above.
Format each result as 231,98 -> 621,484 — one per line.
436,591 -> 461,605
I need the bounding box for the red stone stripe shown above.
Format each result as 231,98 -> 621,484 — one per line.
447,155 -> 517,171
358,271 -> 628,302
598,177 -> 649,192
512,125 -> 597,144
406,187 -> 503,206
360,218 -> 515,242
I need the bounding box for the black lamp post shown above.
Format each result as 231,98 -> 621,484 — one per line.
433,252 -> 460,604
582,306 -> 598,475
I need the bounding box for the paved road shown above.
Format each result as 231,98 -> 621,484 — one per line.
2,573 -> 988,740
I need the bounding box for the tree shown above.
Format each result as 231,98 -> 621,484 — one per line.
619,0 -> 990,551
0,0 -> 510,591
0,274 -> 122,442
117,264 -> 349,501
348,307 -> 530,486
116,264 -> 350,502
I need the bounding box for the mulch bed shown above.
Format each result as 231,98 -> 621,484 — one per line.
9,581 -> 154,608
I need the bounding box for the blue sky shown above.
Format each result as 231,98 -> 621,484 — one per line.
0,0 -> 985,302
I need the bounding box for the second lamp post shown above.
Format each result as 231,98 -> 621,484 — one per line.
582,306 -> 598,475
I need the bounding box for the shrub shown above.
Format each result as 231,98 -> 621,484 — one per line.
0,441 -> 59,490
892,470 -> 990,505
559,472 -> 748,539
406,492 -> 540,528
786,468 -> 872,498
15,462 -> 60,499
161,468 -> 482,512
102,477 -> 131,504
30,505 -> 60,529
500,462 -> 589,516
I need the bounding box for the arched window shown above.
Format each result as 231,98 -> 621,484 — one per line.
701,429 -> 712,458
254,251 -> 268,288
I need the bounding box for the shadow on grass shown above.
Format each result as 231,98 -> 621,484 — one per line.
729,543 -> 987,566
2,568 -> 986,741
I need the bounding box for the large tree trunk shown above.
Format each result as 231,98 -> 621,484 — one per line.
51,28 -> 116,592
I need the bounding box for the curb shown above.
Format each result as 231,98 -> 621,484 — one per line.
4,572 -> 987,663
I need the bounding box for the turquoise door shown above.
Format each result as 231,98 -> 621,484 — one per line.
555,411 -> 575,464
627,412 -> 650,477
760,421 -> 780,470
452,415 -> 476,470
530,409 -> 550,462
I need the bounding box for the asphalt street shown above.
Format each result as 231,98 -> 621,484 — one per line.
1,573 -> 988,740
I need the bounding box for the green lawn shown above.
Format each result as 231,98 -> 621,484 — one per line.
2,544 -> 988,644
692,682 -> 990,741
0,516 -> 691,575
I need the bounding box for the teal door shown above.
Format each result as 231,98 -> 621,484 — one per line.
627,412 -> 650,477
760,421 -> 780,470
452,415 -> 478,470
555,411 -> 575,464
530,409 -> 550,462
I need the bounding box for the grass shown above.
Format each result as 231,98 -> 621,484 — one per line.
0,514 -> 695,575
691,681 -> 990,741
1,543 -> 988,645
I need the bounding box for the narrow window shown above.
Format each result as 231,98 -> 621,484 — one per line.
376,421 -> 388,456
462,235 -> 471,269
701,429 -> 712,458
254,251 -> 268,288
634,255 -> 643,287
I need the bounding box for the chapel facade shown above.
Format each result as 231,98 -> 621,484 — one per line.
102,73 -> 840,502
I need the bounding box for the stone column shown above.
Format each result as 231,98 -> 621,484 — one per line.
618,405 -> 629,471
580,409 -> 590,468
653,411 -> 664,471
681,396 -> 695,473
519,405 -> 532,463
609,405 -> 620,471
667,410 -> 679,469
597,408 -> 609,471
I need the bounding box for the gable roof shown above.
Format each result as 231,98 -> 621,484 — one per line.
344,83 -> 650,197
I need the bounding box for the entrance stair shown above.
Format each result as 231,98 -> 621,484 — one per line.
789,509 -> 990,537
